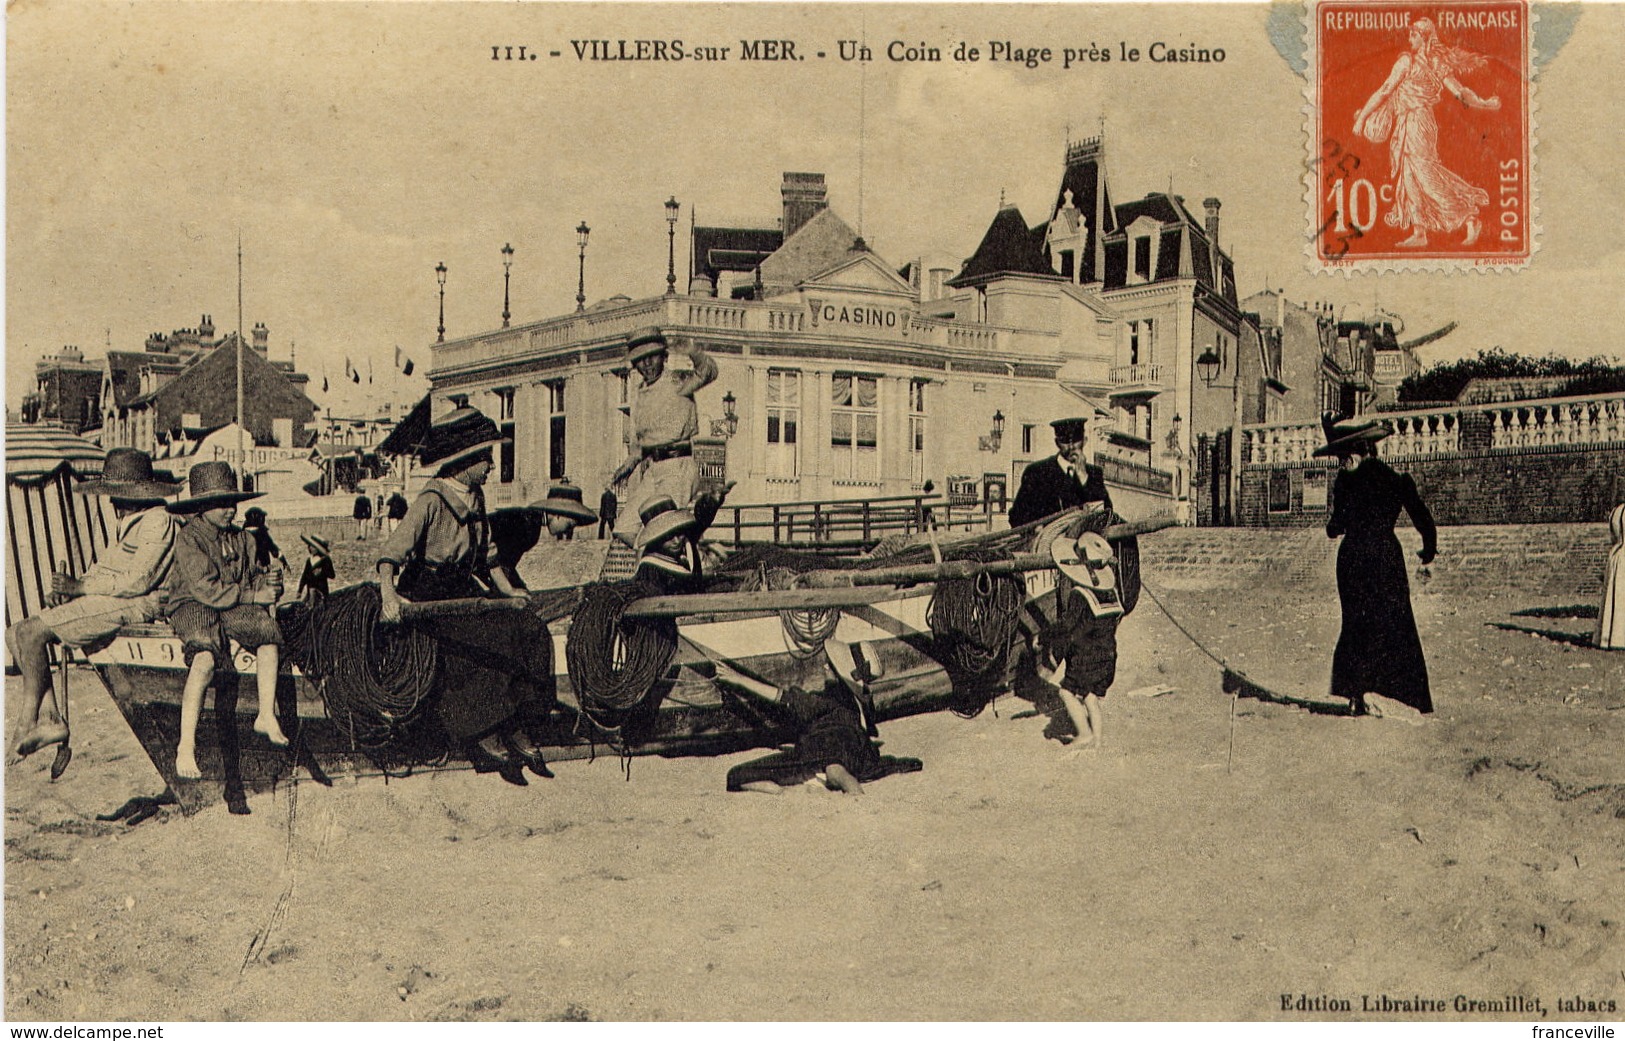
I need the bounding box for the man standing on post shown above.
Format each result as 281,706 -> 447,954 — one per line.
609,326 -> 717,539
1009,416 -> 1117,752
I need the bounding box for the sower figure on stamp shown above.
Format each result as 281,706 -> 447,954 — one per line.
6,449 -> 180,766
609,326 -> 717,540
1353,17 -> 1500,248
1009,416 -> 1117,751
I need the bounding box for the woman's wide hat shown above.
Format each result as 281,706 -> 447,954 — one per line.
625,326 -> 668,365
74,447 -> 181,501
1312,412 -> 1392,458
634,494 -> 701,551
528,480 -> 598,526
420,407 -> 510,469
1050,531 -> 1124,619
300,533 -> 331,554
166,461 -> 264,514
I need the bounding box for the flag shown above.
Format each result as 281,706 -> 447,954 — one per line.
395,346 -> 415,377
322,375 -> 329,393
367,358 -> 373,385
344,357 -> 360,384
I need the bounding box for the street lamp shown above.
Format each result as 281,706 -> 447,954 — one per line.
721,389 -> 738,438
1196,346 -> 1223,388
435,261 -> 447,343
501,243 -> 514,328
575,221 -> 591,312
665,196 -> 680,294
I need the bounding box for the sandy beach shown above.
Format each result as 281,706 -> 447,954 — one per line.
5,530 -> 1622,1023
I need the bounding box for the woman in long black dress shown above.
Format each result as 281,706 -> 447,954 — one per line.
1317,414 -> 1438,718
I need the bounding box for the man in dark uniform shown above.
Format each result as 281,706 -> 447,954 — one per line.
1009,416 -> 1116,751
1009,416 -> 1110,527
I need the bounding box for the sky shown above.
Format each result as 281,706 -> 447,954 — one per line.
8,1 -> 1623,418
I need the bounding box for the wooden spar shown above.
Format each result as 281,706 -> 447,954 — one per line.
800,554 -> 1050,589
398,596 -> 531,621
798,515 -> 1179,589
621,585 -> 912,619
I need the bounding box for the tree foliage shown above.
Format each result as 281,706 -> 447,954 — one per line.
1397,348 -> 1625,403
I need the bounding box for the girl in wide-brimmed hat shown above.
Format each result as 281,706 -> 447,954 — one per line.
165,462 -> 286,779
374,407 -> 554,785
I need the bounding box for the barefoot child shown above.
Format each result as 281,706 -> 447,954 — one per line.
6,449 -> 179,764
1040,530 -> 1126,751
165,462 -> 285,780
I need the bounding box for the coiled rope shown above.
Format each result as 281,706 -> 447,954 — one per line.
564,580 -> 679,747
739,565 -> 841,659
279,585 -> 438,748
926,549 -> 1026,715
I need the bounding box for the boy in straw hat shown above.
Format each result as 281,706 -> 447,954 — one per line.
609,327 -> 717,538
165,462 -> 287,779
6,448 -> 180,765
486,480 -> 598,590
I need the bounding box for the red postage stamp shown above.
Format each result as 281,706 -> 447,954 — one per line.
1306,0 -> 1535,270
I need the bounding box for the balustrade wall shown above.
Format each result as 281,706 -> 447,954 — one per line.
1221,391 -> 1625,527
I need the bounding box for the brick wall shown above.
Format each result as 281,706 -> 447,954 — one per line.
1235,441 -> 1625,528
1138,522 -> 1613,598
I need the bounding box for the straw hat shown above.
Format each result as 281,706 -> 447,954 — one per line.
528,480 -> 598,526
420,407 -> 510,469
1312,412 -> 1392,458
300,533 -> 331,555
73,447 -> 181,501
166,461 -> 263,514
1050,531 -> 1124,619
626,326 -> 668,365
634,495 -> 701,550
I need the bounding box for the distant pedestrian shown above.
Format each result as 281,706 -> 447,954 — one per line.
1596,503 -> 1624,650
597,486 -> 619,540
374,493 -> 387,532
921,479 -> 938,531
386,491 -> 408,534
353,492 -> 372,540
1318,413 -> 1437,721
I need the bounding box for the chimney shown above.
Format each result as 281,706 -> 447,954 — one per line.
251,322 -> 269,354
781,172 -> 827,238
1202,197 -> 1221,248
199,314 -> 214,340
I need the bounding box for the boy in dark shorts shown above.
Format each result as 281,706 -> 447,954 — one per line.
166,463 -> 285,780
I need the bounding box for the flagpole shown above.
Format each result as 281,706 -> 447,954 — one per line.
236,232 -> 245,464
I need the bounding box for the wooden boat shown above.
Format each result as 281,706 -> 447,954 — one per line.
83,510 -> 1160,814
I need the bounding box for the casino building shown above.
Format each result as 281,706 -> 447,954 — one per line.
429,139 -> 1243,524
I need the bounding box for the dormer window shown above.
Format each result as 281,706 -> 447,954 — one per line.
1134,236 -> 1152,280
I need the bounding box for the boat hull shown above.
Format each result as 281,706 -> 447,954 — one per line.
88,578 -> 1058,814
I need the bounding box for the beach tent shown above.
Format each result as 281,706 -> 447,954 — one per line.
5,423 -> 111,664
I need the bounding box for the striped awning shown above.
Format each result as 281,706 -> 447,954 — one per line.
5,422 -> 106,482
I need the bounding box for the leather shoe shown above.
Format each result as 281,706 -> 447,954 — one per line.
504,729 -> 555,779
468,734 -> 527,786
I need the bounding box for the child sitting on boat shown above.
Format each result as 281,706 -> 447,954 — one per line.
6,449 -> 180,765
165,462 -> 286,780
